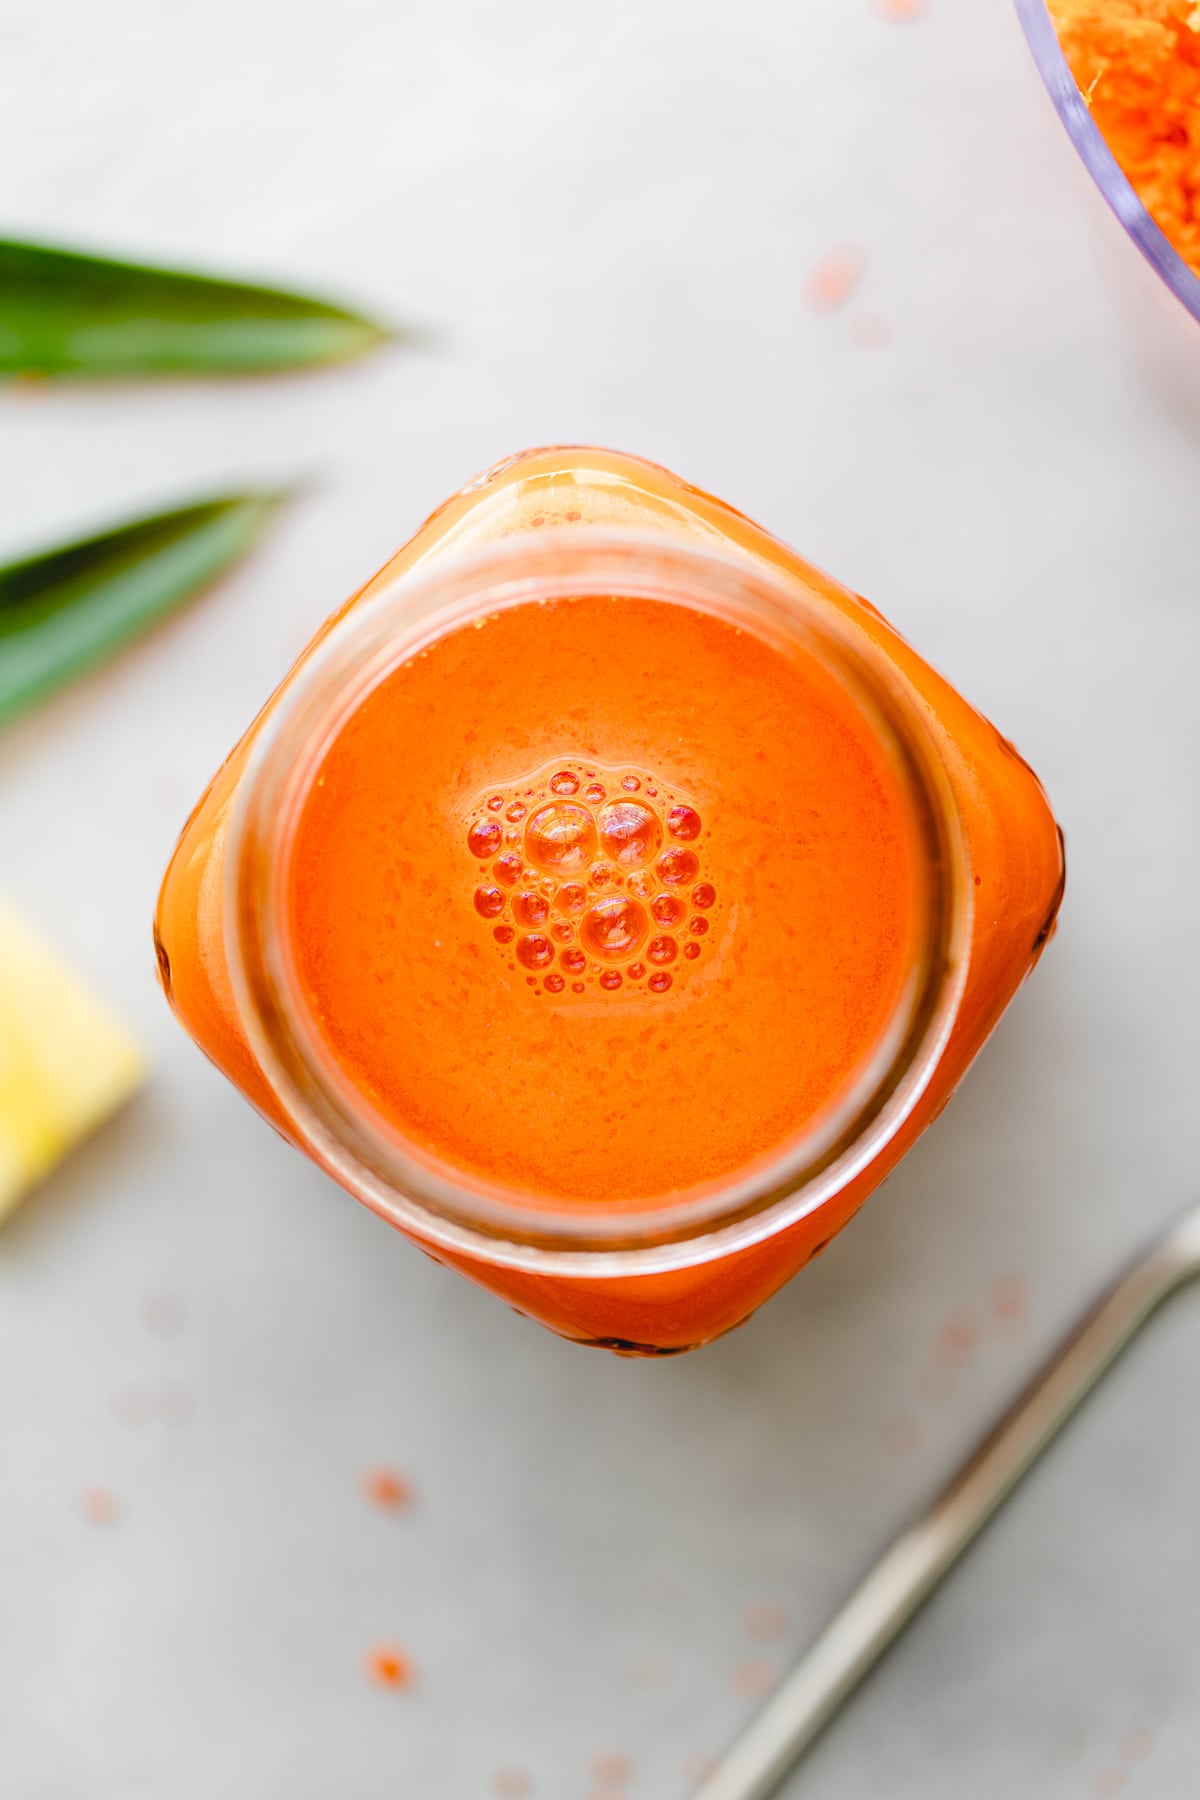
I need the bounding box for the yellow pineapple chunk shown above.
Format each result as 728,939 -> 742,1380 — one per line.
0,897 -> 146,1218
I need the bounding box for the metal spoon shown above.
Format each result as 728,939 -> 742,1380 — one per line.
694,1204 -> 1200,1800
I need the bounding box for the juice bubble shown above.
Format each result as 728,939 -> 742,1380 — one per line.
514,891 -> 550,928
667,805 -> 702,841
657,848 -> 700,886
597,801 -> 663,869
581,896 -> 649,961
525,802 -> 597,875
651,892 -> 685,927
468,819 -> 503,858
472,766 -> 708,989
517,934 -> 554,970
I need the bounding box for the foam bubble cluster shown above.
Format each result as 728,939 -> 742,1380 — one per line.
465,759 -> 717,999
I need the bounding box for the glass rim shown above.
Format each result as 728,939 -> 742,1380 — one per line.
225,528 -> 972,1274
1014,0 -> 1200,329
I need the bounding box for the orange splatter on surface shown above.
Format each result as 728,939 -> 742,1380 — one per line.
991,1273 -> 1031,1339
880,1414 -> 923,1456
1092,1769 -> 1128,1797
492,1768 -> 532,1798
365,1643 -> 415,1689
876,0 -> 924,19
361,1467 -> 413,1511
1049,0 -> 1200,276
683,1753 -> 719,1785
849,311 -> 894,351
802,245 -> 866,313
733,1659 -> 778,1699
935,1309 -> 980,1367
1119,1725 -> 1154,1762
742,1601 -> 787,1641
79,1487 -> 120,1525
142,1291 -> 186,1337
591,1752 -> 633,1783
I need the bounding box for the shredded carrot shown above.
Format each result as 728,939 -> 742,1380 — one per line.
361,1467 -> 413,1511
492,1771 -> 532,1798
742,1602 -> 787,1642
79,1487 -> 120,1524
934,1309 -> 981,1367
802,245 -> 866,313
365,1644 -> 415,1688
591,1754 -> 633,1784
1049,0 -> 1200,273
733,1660 -> 778,1699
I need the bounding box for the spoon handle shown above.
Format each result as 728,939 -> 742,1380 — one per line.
694,1206 -> 1200,1800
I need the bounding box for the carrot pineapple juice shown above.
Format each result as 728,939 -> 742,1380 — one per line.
289,598 -> 919,1206
156,448 -> 1064,1354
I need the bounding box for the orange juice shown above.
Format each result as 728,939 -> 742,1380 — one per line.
156,448 -> 1064,1353
288,596 -> 924,1204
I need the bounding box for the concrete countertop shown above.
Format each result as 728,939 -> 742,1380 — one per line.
1,2 -> 1198,1794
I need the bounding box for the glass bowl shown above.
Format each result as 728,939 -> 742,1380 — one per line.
1014,0 -> 1200,336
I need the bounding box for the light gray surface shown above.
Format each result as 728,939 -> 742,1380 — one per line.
1,2 -> 1198,1795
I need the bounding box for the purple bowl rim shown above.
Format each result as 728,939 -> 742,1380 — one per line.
1014,0 -> 1200,327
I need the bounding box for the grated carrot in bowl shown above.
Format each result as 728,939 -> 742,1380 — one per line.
1048,0 -> 1200,273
